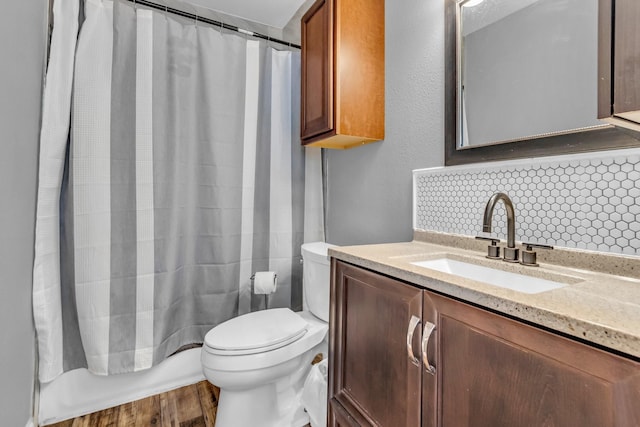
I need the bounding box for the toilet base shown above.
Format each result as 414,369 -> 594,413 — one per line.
208,344 -> 324,427
215,382 -> 310,427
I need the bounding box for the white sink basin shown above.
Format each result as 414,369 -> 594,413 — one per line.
412,257 -> 568,294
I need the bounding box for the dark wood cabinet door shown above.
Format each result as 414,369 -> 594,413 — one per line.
301,0 -> 333,141
421,292 -> 438,427
329,260 -> 423,427
430,292 -> 640,427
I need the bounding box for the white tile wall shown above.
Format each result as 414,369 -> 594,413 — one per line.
413,148 -> 640,256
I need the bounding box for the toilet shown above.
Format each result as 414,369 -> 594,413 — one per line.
201,242 -> 334,427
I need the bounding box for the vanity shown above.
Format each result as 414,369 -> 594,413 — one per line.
327,236 -> 640,426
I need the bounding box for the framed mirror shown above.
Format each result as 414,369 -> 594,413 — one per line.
445,0 -> 640,166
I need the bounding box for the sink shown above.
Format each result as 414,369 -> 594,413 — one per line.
412,257 -> 568,294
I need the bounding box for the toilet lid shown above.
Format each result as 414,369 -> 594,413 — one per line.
204,308 -> 309,355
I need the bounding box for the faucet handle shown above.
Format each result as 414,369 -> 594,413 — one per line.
475,236 -> 501,259
520,242 -> 553,266
523,242 -> 554,250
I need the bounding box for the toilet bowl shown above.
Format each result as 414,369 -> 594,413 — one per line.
201,242 -> 334,427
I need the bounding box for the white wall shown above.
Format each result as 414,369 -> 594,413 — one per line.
325,0 -> 444,245
0,0 -> 47,425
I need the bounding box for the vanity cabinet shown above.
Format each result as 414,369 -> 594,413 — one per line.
329,260 -> 640,427
300,0 -> 384,149
598,0 -> 640,131
328,260 -> 423,426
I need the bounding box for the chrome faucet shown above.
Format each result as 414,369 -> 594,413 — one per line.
482,192 -> 519,262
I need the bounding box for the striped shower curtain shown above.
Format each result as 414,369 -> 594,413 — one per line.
33,0 -> 324,380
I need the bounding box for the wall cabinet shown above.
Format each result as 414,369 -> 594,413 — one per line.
329,260 -> 640,426
300,0 -> 384,149
598,0 -> 640,132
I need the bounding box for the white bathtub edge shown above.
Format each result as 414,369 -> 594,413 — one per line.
39,348 -> 205,425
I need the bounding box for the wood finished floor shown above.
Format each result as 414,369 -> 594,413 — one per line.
47,380 -> 314,427
47,381 -> 219,427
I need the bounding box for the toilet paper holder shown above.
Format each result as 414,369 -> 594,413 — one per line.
250,273 -> 277,310
250,273 -> 278,281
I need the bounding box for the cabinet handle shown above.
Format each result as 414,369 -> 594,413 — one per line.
422,321 -> 436,375
406,315 -> 421,367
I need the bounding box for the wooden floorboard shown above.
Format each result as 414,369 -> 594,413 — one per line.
195,381 -> 217,427
47,381 -> 219,427
46,380 -> 312,427
116,401 -> 136,426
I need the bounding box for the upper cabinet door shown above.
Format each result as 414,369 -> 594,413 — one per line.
301,0 -> 333,141
598,0 -> 640,131
301,0 -> 385,149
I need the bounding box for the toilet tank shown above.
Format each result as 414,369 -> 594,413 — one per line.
302,242 -> 335,323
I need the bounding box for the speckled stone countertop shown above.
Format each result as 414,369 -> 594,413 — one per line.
328,231 -> 640,359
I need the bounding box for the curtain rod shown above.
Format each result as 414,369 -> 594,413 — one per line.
124,0 -> 301,49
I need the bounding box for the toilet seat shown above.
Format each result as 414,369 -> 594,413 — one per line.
202,310 -> 327,372
204,308 -> 309,356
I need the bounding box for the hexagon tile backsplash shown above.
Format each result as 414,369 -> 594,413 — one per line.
413,148 -> 640,256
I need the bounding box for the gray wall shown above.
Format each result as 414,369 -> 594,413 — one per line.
0,0 -> 47,425
325,0 -> 443,245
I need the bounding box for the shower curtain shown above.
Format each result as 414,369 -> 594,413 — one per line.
33,0 -> 324,381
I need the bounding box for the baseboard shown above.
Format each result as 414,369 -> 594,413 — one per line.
38,348 -> 204,425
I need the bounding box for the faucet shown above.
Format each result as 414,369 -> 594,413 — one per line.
482,192 -> 519,262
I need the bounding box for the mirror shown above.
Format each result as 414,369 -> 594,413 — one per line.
445,0 -> 640,165
459,0 -> 604,148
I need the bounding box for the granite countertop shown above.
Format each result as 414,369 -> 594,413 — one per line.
329,234 -> 640,359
